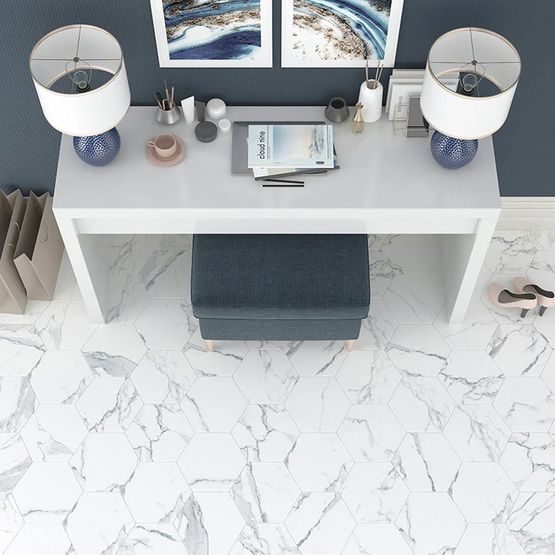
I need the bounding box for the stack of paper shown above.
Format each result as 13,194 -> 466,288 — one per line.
247,124 -> 337,180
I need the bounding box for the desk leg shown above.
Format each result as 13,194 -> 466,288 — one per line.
441,216 -> 498,324
55,215 -> 106,324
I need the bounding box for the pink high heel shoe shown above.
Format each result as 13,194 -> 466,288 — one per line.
488,282 -> 537,318
513,276 -> 555,317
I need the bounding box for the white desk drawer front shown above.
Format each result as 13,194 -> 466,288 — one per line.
73,215 -> 480,235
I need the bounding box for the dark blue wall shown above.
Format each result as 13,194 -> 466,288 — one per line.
0,0 -> 553,196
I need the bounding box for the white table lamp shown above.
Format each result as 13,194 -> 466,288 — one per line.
30,25 -> 130,166
420,27 -> 521,169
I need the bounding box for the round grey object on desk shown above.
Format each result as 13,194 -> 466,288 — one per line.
195,121 -> 218,143
325,97 -> 349,123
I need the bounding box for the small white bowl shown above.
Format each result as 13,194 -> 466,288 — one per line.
218,118 -> 231,133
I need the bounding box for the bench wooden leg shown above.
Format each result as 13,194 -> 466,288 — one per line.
205,340 -> 214,352
345,340 -> 355,351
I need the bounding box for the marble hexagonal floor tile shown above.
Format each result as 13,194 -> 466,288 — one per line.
505,492 -> 555,554
174,492 -> 245,555
369,257 -> 397,299
387,324 -> 450,377
528,250 -> 555,288
342,523 -> 412,555
388,376 -> 456,432
119,523 -> 187,555
286,433 -> 353,492
378,235 -> 441,275
443,405 -> 511,462
0,495 -> 23,553
340,463 -> 408,523
336,350 -> 402,405
455,523 -> 525,555
493,377 -> 555,432
230,523 -> 299,555
0,434 -> 31,493
439,350 -> 505,405
103,274 -> 150,325
392,433 -> 461,492
70,432 -> 137,492
231,405 -> 300,463
124,462 -> 191,523
533,304 -> 555,348
285,492 -> 356,554
34,298 -> 97,350
4,523 -> 72,555
140,247 -> 192,303
0,325 -> 44,377
383,275 -> 444,324
449,462 -> 518,523
395,493 -> 466,555
434,299 -> 498,351
484,232 -> 537,275
82,324 -> 147,377
285,377 -> 349,432
65,492 -> 134,554
355,300 -> 398,350
76,376 -> 143,432
540,349 -> 555,393
234,351 -> 299,405
130,350 -> 196,405
499,433 -> 555,491
12,463 -> 81,523
338,405 -> 405,462
284,340 -> 349,377
184,329 -> 248,377
135,299 -> 197,350
30,350 -> 92,405
101,236 -> 159,275
0,378 -> 36,433
181,376 -> 246,432
231,462 -> 300,523
126,404 -> 193,462
177,433 -> 245,492
20,404 -> 87,462
488,324 -> 551,377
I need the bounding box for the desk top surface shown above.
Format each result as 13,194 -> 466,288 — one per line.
54,106 -> 500,214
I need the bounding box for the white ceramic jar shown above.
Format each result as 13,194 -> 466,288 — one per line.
357,80 -> 383,123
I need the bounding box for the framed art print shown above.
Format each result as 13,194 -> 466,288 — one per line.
150,0 -> 272,67
281,0 -> 404,67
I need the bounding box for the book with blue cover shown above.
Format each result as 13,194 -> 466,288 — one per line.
247,124 -> 334,169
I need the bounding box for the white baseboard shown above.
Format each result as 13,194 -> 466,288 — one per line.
498,197 -> 555,230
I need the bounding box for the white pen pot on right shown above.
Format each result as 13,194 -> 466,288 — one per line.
358,80 -> 383,123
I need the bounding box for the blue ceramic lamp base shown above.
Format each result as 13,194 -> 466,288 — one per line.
73,128 -> 121,166
430,131 -> 478,169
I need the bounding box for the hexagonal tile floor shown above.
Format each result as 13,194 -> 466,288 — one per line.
2,232 -> 555,554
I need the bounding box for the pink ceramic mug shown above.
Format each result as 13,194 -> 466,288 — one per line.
148,134 -> 177,158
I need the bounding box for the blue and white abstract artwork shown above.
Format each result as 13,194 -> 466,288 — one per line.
150,0 -> 272,67
282,0 -> 404,67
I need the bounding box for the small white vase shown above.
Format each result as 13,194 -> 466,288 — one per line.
358,80 -> 383,123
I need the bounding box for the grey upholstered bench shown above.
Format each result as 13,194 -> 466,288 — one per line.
190,234 -> 370,350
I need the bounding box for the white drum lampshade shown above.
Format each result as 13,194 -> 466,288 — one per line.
420,28 -> 521,140
30,25 -> 130,137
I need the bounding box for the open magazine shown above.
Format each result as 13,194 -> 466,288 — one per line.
247,124 -> 334,169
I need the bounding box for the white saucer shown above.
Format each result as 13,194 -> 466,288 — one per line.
146,136 -> 186,166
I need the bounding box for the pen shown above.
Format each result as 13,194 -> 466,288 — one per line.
262,178 -> 304,185
262,183 -> 304,188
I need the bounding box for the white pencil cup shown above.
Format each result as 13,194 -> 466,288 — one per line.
358,80 -> 383,123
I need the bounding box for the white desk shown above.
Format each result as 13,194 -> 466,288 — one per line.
54,106 -> 500,324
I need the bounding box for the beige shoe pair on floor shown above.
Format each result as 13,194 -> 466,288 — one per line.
489,277 -> 555,318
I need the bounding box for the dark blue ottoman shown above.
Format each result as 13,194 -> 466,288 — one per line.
191,234 -> 370,344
